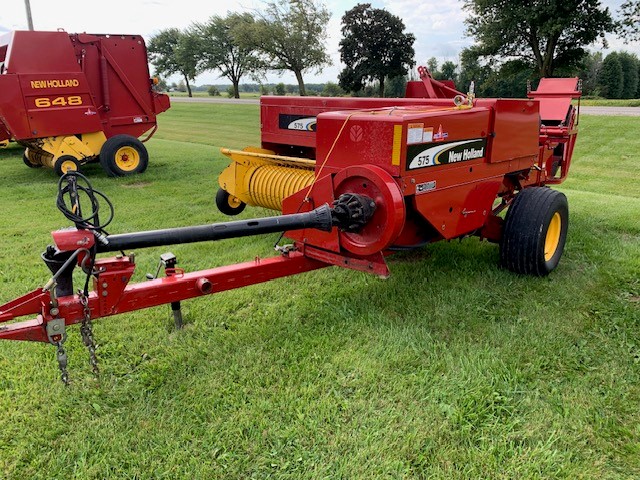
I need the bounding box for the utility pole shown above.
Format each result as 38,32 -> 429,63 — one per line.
24,0 -> 34,30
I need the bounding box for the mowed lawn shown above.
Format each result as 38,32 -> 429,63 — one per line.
0,103 -> 638,479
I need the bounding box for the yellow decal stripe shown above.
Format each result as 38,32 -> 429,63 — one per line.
392,125 -> 402,166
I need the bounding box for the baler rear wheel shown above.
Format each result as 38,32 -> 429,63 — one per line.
54,155 -> 80,176
216,188 -> 246,216
500,187 -> 568,276
100,135 -> 148,177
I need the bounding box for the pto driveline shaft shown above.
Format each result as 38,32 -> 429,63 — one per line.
96,204 -> 333,253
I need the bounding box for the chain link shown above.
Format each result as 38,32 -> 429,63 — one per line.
79,292 -> 99,377
55,341 -> 69,386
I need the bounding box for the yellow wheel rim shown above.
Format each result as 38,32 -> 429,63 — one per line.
60,159 -> 78,174
544,212 -> 562,261
115,146 -> 140,172
228,195 -> 243,209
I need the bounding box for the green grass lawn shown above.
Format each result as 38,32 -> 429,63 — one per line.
0,104 -> 638,479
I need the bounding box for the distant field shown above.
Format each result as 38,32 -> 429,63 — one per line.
0,104 -> 638,479
168,91 -> 261,99
167,91 -> 640,106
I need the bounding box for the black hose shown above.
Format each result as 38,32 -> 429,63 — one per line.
56,171 -> 114,232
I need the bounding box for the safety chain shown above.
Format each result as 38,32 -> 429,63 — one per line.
78,292 -> 100,377
55,341 -> 69,385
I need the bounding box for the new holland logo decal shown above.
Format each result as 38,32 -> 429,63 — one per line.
279,114 -> 317,132
407,138 -> 487,170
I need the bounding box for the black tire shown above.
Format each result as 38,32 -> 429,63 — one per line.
216,188 -> 246,216
53,155 -> 80,176
23,152 -> 42,168
99,135 -> 148,177
500,187 -> 569,276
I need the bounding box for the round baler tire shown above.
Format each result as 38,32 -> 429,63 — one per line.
216,188 -> 246,216
100,135 -> 148,177
500,187 -> 569,276
53,155 -> 81,176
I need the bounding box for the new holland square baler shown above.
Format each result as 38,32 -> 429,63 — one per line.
0,69 -> 581,382
0,30 -> 170,176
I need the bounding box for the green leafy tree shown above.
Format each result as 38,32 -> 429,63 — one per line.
457,47 -> 492,93
480,60 -> 535,98
195,13 -> 262,99
427,57 -> 439,75
148,28 -> 203,97
338,4 -> 415,97
275,82 -> 286,95
577,51 -> 603,96
618,52 -> 639,99
440,61 -> 458,84
383,75 -> 407,98
598,52 -> 624,98
321,82 -> 344,97
617,1 -> 640,42
242,0 -> 331,96
464,0 -> 614,78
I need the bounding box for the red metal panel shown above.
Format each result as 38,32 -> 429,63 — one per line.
4,31 -> 81,74
261,96 -> 466,153
488,99 -> 539,164
528,77 -> 580,124
0,75 -> 30,139
18,73 -> 102,138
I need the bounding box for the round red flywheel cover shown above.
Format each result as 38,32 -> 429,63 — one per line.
332,164 -> 405,256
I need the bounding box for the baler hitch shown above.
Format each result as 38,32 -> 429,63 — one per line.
0,173 -> 378,383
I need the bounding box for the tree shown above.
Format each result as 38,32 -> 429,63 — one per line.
617,1 -> 640,42
457,47 -> 492,93
148,28 -> 203,97
243,0 -> 331,96
577,52 -> 603,96
598,52 -> 623,98
464,0 -> 614,78
339,4 -> 415,97
427,57 -> 439,75
196,13 -> 262,99
383,75 -> 407,98
618,52 -> 639,99
479,60 -> 535,98
321,82 -> 344,97
440,61 -> 458,84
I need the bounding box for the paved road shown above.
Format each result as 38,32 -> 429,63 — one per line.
169,96 -> 640,116
578,106 -> 640,116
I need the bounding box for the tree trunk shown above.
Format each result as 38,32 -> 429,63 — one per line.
233,80 -> 240,99
378,76 -> 385,97
183,74 -> 193,98
294,70 -> 306,96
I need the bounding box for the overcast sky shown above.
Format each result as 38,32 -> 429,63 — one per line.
1,0 -> 638,86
